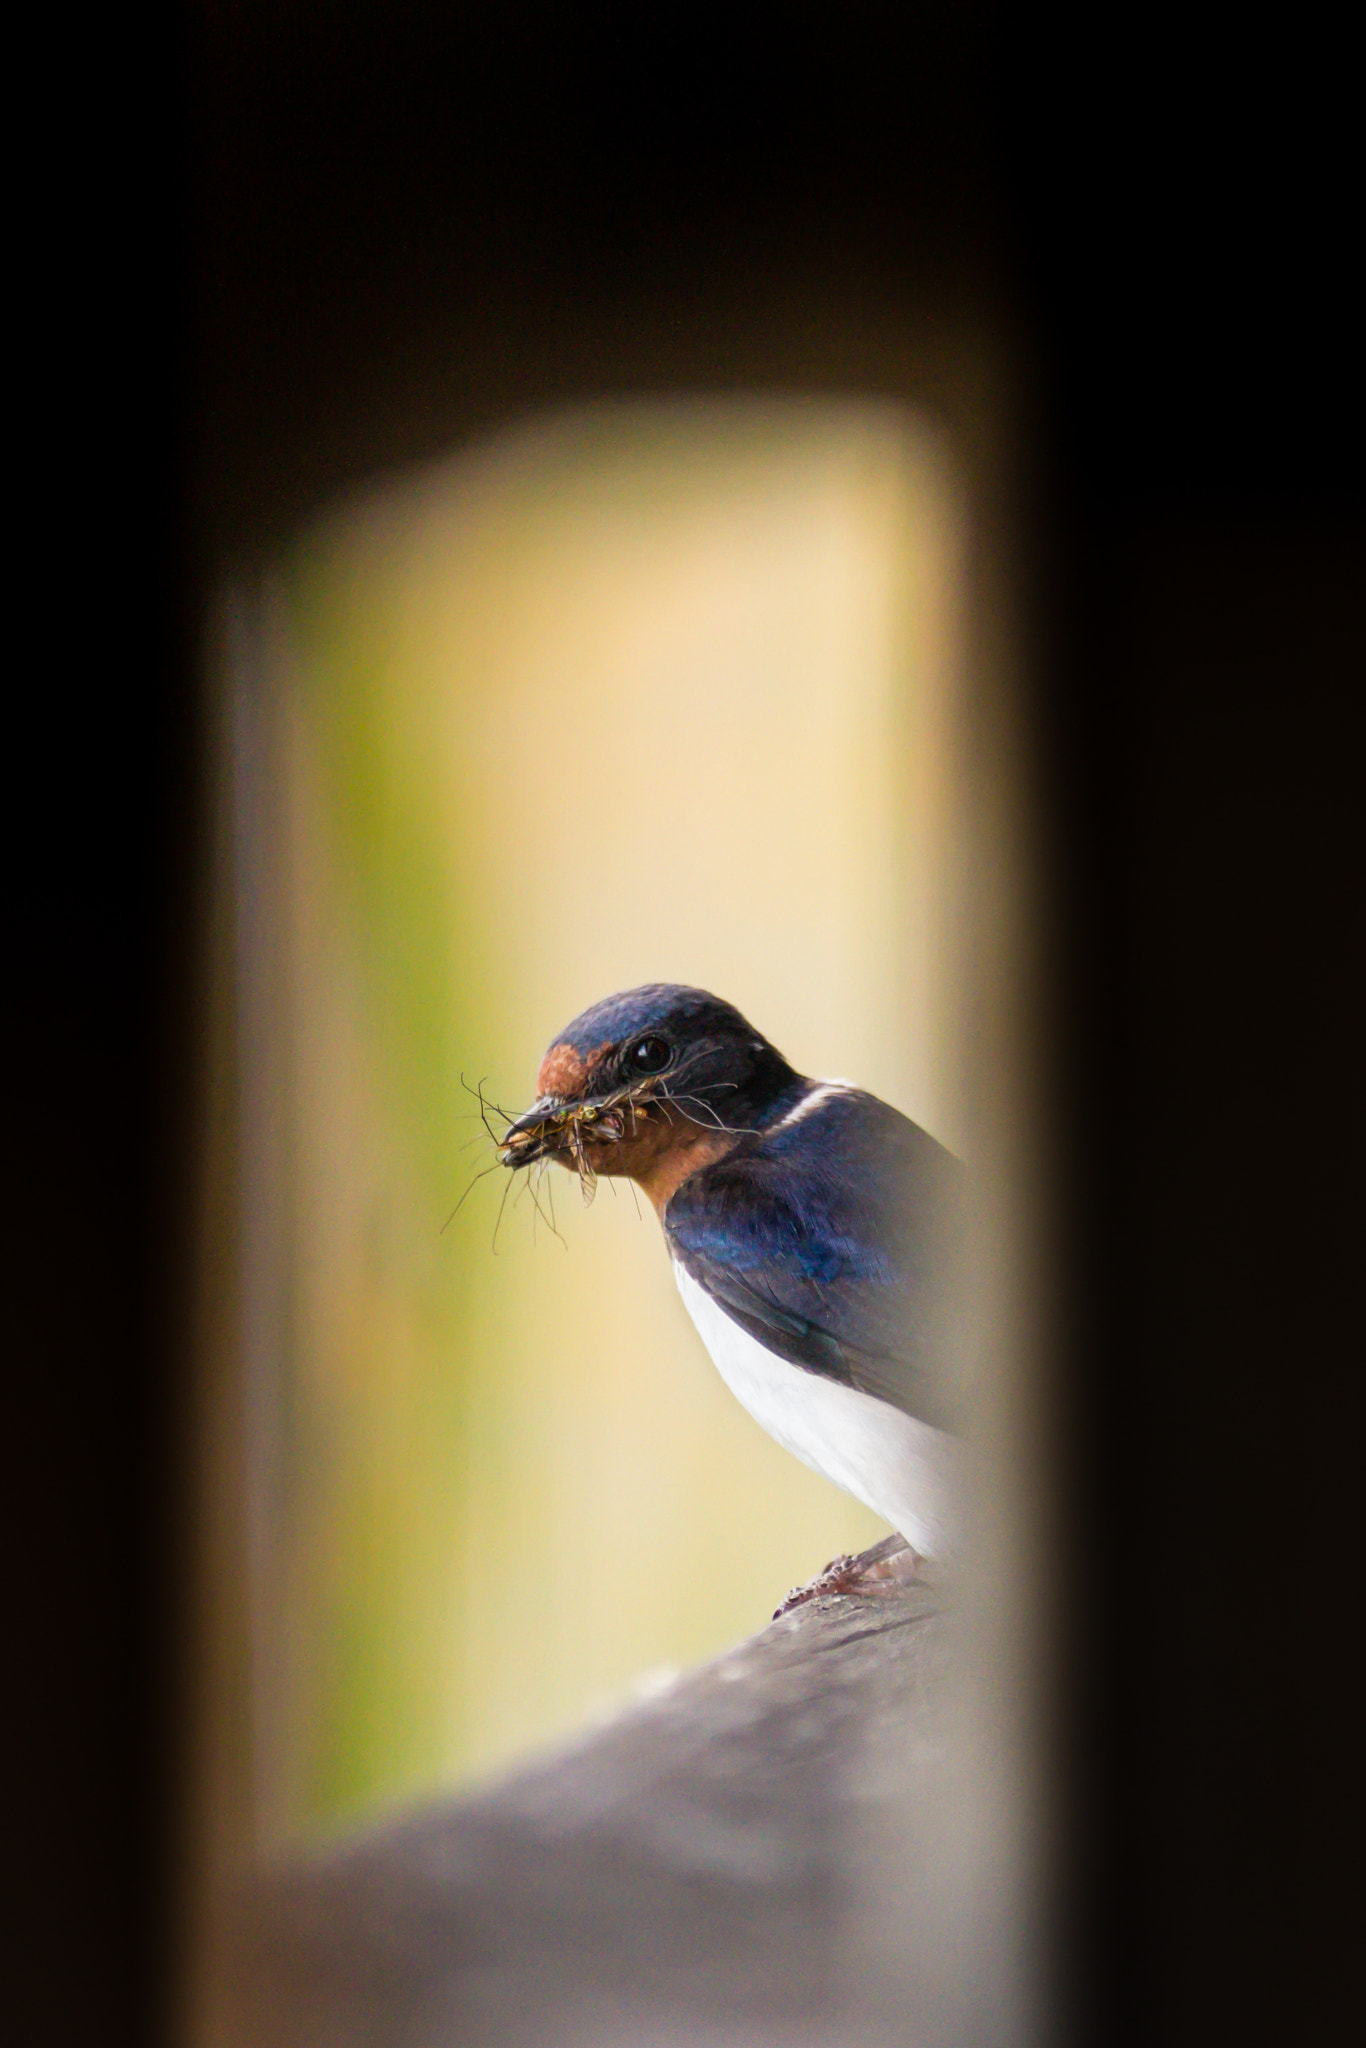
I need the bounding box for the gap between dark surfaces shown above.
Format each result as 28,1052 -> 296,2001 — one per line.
15,5 -> 1361,2043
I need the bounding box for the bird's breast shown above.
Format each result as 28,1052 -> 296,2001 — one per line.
671,1259 -> 958,1558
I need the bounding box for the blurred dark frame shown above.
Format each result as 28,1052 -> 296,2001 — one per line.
13,3 -> 1360,2044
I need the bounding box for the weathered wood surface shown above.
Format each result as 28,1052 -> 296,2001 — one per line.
228,1570 -> 956,2047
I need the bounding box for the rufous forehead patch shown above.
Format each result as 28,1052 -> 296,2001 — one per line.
536,1041 -> 613,1098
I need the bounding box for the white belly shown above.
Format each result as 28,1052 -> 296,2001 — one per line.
673,1259 -> 958,1559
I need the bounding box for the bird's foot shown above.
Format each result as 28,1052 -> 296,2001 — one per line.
773,1533 -> 921,1619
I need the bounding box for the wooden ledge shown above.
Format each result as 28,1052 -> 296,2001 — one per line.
227,1568 -> 951,2046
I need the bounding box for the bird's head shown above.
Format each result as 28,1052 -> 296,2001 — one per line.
499,984 -> 800,1210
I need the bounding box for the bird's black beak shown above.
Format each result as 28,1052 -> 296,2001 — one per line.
499,1090 -> 634,1167
499,1095 -> 569,1166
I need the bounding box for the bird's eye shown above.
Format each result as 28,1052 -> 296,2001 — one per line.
628,1036 -> 671,1075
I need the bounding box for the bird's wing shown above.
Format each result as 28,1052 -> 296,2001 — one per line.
663,1089 -> 966,1432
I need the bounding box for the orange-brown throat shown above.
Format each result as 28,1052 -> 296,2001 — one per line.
630,1118 -> 738,1215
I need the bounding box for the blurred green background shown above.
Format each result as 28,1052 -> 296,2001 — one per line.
248,399 -> 966,1841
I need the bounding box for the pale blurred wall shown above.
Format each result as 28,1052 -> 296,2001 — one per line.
248,400 -> 967,1840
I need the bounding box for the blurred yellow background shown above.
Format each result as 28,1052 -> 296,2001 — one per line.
250,399 -> 966,1841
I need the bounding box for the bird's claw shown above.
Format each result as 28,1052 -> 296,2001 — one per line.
772,1533 -> 920,1619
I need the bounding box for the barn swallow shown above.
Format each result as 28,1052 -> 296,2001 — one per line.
500,985 -> 965,1601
